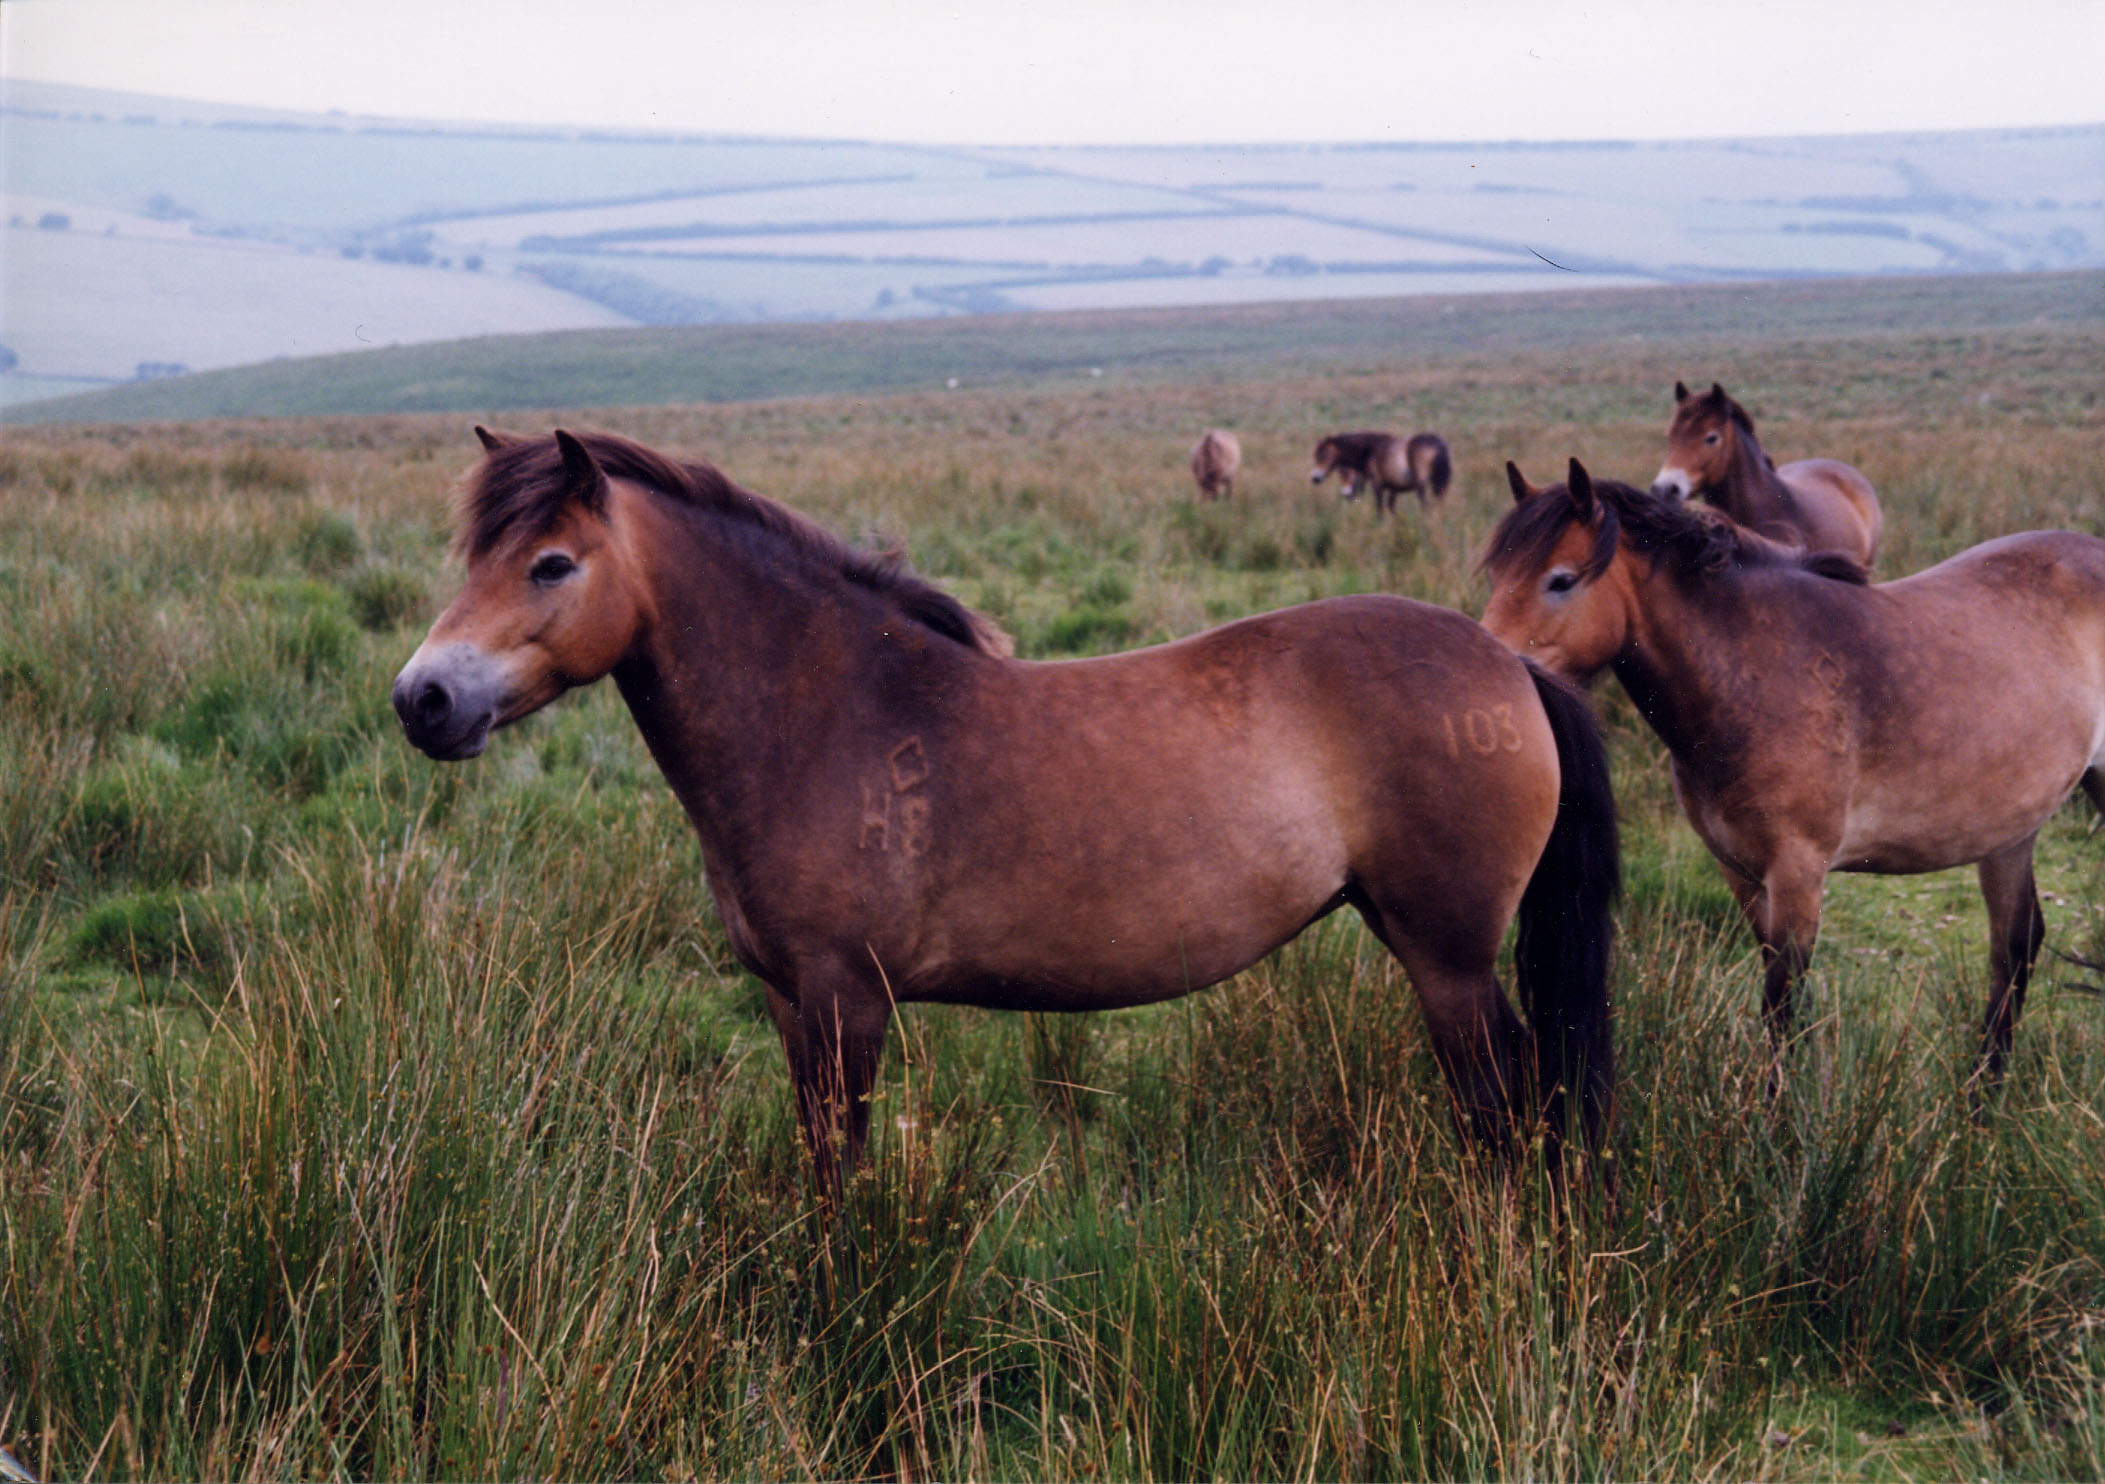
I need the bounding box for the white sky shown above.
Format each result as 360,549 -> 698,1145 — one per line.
3,0 -> 2101,145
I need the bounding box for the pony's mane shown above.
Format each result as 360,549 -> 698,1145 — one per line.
1482,476 -> 1870,587
460,430 -> 1013,656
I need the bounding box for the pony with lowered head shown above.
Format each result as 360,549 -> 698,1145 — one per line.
1190,428 -> 1241,500
1310,430 -> 1452,515
394,428 -> 1621,1190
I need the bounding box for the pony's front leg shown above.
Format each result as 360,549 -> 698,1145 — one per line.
764,973 -> 893,1196
1977,834 -> 2046,1082
1725,852 -> 1827,1093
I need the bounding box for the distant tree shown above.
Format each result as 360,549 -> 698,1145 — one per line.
37,212 -> 70,231
0,344 -> 17,373
373,231 -> 436,266
463,254 -> 483,272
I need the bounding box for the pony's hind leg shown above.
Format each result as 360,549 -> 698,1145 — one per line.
1977,834 -> 2047,1081
1355,901 -> 1527,1152
1414,961 -> 1529,1153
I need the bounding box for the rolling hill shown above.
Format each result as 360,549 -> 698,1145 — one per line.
8,268 -> 2101,426
3,76 -> 2100,411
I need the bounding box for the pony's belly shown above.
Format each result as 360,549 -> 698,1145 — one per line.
1830,780 -> 2076,874
909,892 -> 1346,1012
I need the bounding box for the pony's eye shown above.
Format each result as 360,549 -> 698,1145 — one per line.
1546,570 -> 1579,595
530,552 -> 577,586
1703,432 -> 1721,446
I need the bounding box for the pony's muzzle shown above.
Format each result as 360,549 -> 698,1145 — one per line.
393,643 -> 504,760
1650,468 -> 1691,500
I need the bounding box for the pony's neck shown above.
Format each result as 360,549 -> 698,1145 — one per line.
1719,421 -> 1794,514
1608,556 -> 1756,763
608,487 -> 943,838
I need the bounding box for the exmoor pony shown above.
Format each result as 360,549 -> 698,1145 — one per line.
1653,381 -> 1881,567
1484,459 -> 2105,1086
1190,428 -> 1241,500
1310,431 -> 1452,514
395,428 -> 1621,1187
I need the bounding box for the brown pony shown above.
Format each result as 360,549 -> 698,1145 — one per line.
395,428 -> 1621,1188
1311,431 -> 1452,514
1653,382 -> 1882,567
1483,459 -> 2105,1083
1190,428 -> 1242,500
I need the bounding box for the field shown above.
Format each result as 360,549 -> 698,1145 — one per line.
3,279 -> 2105,1480
6,78 -> 2102,397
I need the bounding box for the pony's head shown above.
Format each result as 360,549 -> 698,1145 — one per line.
1652,381 -> 1753,500
1480,459 -> 1635,680
393,428 -> 655,760
1309,436 -> 1356,497
1484,454 -> 1867,679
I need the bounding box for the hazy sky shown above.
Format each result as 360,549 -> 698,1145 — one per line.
4,0 -> 2101,145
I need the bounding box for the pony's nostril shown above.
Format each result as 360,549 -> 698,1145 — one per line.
413,679 -> 451,725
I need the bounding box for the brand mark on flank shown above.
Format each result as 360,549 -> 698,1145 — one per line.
862,736 -> 933,857
1443,705 -> 1525,758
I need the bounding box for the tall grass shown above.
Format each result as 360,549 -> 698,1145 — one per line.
3,307 -> 2103,1479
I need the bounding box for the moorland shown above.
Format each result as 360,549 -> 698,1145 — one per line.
2,271 -> 2103,1480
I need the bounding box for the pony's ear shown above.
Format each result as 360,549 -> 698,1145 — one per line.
473,424 -> 517,452
1673,380 -> 1689,403
1708,381 -> 1728,404
1505,460 -> 1541,504
1566,458 -> 1596,518
553,429 -> 610,516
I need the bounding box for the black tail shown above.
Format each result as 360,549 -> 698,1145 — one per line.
2083,767 -> 2104,820
1515,663 -> 1621,1151
1427,439 -> 1452,500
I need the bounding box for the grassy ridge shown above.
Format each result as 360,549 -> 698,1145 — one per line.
10,269 -> 2104,426
2,298 -> 2104,1479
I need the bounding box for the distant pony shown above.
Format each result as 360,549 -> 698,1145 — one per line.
1190,428 -> 1242,500
1311,431 -> 1452,514
1652,381 -> 1881,567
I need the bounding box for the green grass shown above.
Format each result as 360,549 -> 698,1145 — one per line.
2,288 -> 2103,1480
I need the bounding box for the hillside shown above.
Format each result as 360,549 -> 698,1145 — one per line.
9,269 -> 2103,427
3,76 -> 2100,407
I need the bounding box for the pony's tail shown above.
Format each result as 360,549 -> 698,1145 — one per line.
1425,437 -> 1453,500
1515,662 -> 1621,1152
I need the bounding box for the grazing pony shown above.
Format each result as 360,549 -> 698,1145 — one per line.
1190,428 -> 1242,500
394,428 -> 1621,1189
1310,431 -> 1452,514
1483,459 -> 2105,1083
1652,382 -> 1882,567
